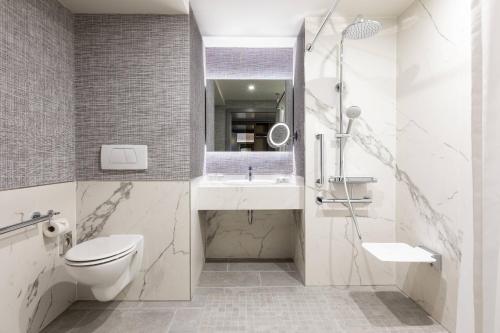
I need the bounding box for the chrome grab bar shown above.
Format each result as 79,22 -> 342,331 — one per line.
316,197 -> 372,205
0,210 -> 60,235
316,134 -> 324,185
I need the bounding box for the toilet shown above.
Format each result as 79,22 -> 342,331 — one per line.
64,234 -> 144,302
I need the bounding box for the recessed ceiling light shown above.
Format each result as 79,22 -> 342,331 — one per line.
248,84 -> 255,91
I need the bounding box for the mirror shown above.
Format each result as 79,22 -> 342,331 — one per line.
267,122 -> 291,148
205,79 -> 293,152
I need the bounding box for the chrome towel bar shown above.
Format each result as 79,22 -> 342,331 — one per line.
0,210 -> 60,235
316,197 -> 372,205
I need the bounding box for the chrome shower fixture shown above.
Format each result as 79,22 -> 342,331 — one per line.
335,16 -> 381,241
342,16 -> 382,40
345,105 -> 362,135
338,16 -> 381,175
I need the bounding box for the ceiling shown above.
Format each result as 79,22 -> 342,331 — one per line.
58,0 -> 189,14
58,0 -> 415,36
215,80 -> 285,105
191,0 -> 415,37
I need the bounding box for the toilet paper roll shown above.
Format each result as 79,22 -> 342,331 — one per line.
43,218 -> 70,238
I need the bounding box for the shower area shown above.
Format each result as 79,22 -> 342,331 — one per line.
301,0 -> 472,332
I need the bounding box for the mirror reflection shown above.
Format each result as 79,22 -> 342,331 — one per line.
205,79 -> 293,152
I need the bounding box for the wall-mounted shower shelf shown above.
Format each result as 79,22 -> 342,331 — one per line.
362,242 -> 442,271
316,196 -> 372,205
329,177 -> 377,184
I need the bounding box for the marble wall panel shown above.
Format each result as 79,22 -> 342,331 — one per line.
0,183 -> 76,333
76,181 -> 191,301
304,17 -> 397,286
396,1 -> 472,331
205,210 -> 295,259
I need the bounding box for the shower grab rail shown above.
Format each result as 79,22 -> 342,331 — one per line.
316,134 -> 325,185
306,0 -> 342,51
0,210 -> 60,235
316,197 -> 372,205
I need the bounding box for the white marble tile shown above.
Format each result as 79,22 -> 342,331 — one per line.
304,17 -> 397,286
190,178 -> 206,294
396,0 -> 472,331
0,182 -> 77,333
204,210 -> 295,259
76,181 -> 191,301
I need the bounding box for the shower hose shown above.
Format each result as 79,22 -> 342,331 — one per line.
341,138 -> 363,240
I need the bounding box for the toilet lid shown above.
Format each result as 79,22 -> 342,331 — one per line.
65,235 -> 142,262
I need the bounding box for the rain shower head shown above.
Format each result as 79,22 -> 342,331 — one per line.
342,17 -> 382,40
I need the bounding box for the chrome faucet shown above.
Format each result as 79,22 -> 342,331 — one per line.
248,166 -> 253,182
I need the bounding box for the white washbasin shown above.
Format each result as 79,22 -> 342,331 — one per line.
222,179 -> 280,186
200,175 -> 297,188
193,175 -> 304,210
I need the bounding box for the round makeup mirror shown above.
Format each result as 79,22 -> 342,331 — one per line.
267,122 -> 291,149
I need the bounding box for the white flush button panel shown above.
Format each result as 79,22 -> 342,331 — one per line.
101,145 -> 148,170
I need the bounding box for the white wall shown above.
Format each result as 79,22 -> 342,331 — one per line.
76,181 -> 191,300
304,17 -> 397,285
0,183 -> 77,333
471,0 -> 500,331
396,0 -> 472,331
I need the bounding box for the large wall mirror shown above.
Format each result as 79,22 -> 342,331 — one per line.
205,79 -> 293,152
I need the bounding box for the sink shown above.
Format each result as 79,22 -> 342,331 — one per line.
194,175 -> 304,210
200,175 -> 295,187
223,179 -> 282,186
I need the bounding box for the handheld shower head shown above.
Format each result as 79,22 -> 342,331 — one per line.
346,105 -> 362,119
345,106 -> 362,134
342,17 -> 382,40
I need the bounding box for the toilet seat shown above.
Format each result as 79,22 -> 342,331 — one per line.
65,235 -> 141,267
66,247 -> 137,267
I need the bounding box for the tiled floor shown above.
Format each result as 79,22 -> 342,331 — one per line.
42,262 -> 448,333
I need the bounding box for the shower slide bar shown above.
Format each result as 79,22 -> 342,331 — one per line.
0,210 -> 60,235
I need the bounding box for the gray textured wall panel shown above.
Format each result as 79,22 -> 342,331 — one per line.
75,15 -> 191,181
205,152 -> 293,175
294,24 -> 305,177
205,81 -> 215,151
189,12 -> 205,178
0,0 -> 75,190
206,48 -> 293,80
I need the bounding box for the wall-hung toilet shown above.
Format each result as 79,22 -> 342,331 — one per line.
64,234 -> 144,301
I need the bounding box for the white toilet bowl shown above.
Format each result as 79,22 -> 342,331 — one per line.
64,234 -> 144,301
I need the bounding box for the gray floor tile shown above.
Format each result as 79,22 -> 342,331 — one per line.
259,271 -> 303,286
70,300 -> 141,310
169,309 -> 203,332
41,310 -> 89,333
228,262 -> 290,272
198,271 -> 260,287
42,262 -> 448,333
202,263 -> 228,272
77,309 -> 174,333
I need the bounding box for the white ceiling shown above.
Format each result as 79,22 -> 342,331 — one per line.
191,0 -> 415,37
215,80 -> 285,104
58,0 -> 189,14
58,0 -> 415,36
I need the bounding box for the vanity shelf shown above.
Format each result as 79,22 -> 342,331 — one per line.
329,176 -> 377,184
